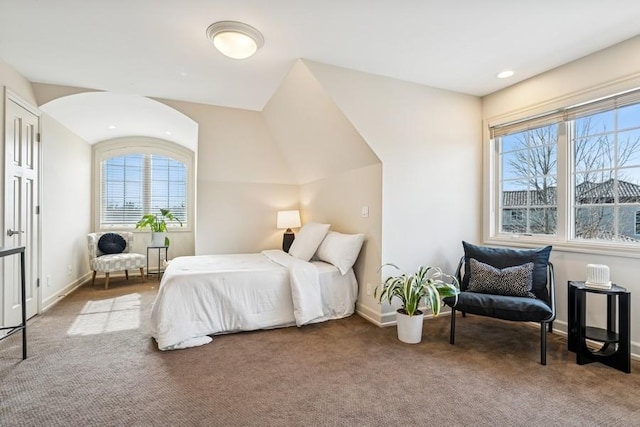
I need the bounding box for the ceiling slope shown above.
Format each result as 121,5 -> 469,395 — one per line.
2,1 -> 639,110
262,59 -> 380,185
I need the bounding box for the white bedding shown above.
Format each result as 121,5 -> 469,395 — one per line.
149,249 -> 357,350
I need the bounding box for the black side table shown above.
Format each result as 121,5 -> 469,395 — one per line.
568,281 -> 631,373
147,246 -> 168,276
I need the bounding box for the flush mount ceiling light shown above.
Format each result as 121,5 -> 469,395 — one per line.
206,21 -> 264,59
497,70 -> 515,79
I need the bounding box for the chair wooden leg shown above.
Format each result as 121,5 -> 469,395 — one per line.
91,271 -> 97,286
139,267 -> 145,281
450,308 -> 456,344
104,272 -> 110,290
125,270 -> 129,280
540,322 -> 547,365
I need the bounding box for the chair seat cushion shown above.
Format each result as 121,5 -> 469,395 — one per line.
443,291 -> 553,322
91,253 -> 146,272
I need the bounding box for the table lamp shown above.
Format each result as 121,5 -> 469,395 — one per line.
277,210 -> 301,252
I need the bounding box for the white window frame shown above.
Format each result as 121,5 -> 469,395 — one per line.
484,86 -> 640,259
93,137 -> 195,232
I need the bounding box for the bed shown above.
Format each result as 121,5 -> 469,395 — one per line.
150,224 -> 364,350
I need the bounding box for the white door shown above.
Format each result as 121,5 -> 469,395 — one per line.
3,96 -> 40,328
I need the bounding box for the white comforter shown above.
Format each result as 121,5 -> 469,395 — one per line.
150,250 -> 356,350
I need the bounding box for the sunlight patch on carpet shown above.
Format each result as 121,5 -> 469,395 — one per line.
66,293 -> 141,336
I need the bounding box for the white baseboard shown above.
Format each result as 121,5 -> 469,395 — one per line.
41,272 -> 92,313
356,308 -> 640,362
41,270 -> 147,313
357,305 -> 454,328
355,303 -> 382,326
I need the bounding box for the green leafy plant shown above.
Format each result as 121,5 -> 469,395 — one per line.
375,264 -> 460,316
135,209 -> 183,246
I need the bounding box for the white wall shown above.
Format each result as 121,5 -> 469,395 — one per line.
483,36 -> 640,121
305,60 -> 483,324
299,164 -> 382,323
483,35 -> 640,356
198,181 -> 299,254
41,113 -> 92,309
159,99 -> 299,255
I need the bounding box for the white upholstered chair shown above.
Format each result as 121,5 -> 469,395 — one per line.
87,232 -> 146,289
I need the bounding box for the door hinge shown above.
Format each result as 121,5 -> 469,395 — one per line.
37,133 -> 41,142
36,278 -> 40,288
35,206 -> 40,215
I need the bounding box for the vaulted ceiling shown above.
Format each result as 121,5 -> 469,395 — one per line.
3,1 -> 640,159
2,0 -> 640,111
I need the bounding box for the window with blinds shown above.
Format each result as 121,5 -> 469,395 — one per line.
498,123 -> 558,236
100,153 -> 187,228
490,87 -> 640,246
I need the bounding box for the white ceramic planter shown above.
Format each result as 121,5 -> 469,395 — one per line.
396,310 -> 424,344
151,232 -> 167,247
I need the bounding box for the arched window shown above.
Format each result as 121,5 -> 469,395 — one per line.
101,153 -> 187,227
94,137 -> 194,230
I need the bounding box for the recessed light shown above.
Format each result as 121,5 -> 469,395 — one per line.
206,21 -> 264,59
107,124 -> 116,130
497,70 -> 514,79
164,130 -> 172,135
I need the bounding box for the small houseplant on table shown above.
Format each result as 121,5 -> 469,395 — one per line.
376,264 -> 459,344
135,208 -> 183,247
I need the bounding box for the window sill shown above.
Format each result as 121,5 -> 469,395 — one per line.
100,226 -> 192,233
484,235 -> 640,260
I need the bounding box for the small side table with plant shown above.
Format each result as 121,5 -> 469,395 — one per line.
136,209 -> 183,276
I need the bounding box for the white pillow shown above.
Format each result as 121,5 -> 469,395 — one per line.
288,222 -> 330,261
315,231 -> 365,275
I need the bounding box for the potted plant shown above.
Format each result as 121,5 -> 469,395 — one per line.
375,264 -> 459,344
135,208 -> 183,246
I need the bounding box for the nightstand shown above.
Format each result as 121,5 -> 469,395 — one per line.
568,281 -> 631,373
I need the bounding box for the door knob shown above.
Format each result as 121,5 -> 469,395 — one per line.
7,229 -> 24,237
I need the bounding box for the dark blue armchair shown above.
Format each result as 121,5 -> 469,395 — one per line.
443,242 -> 556,365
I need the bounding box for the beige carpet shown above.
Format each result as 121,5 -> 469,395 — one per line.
1,277 -> 639,426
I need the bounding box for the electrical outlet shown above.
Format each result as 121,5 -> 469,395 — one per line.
67,265 -> 72,276
47,275 -> 51,288
366,283 -> 372,295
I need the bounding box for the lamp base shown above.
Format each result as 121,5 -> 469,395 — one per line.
282,231 -> 295,253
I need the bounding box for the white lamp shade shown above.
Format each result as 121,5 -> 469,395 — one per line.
277,210 -> 301,229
